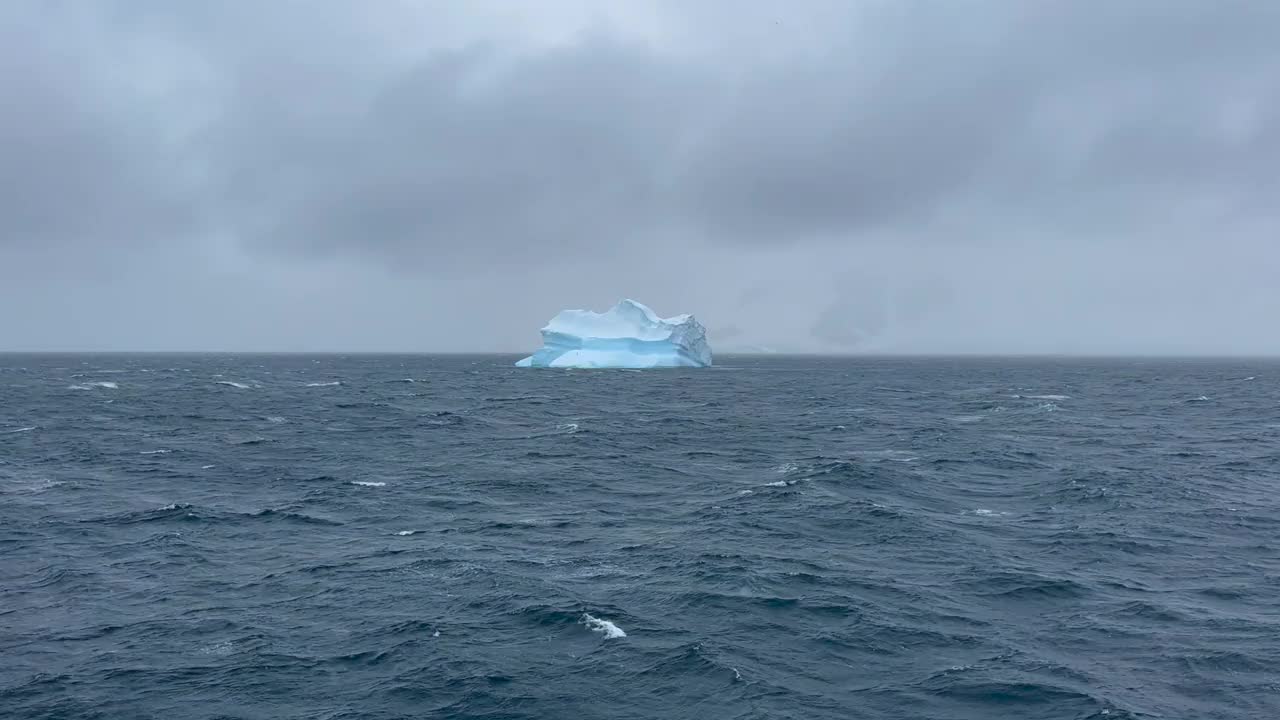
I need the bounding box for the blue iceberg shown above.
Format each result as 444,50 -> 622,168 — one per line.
516,299 -> 713,368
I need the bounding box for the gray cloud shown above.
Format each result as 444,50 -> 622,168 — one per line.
2,1 -> 1279,352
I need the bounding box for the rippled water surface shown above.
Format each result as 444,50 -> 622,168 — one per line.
2,354 -> 1278,719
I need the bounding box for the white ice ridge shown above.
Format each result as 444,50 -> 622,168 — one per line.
516,299 -> 712,369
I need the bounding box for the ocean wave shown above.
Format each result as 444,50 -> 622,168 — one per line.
248,509 -> 344,526
350,481 -> 386,487
2,477 -> 64,494
4,355 -> 1271,720
484,395 -> 554,404
139,449 -> 173,455
215,381 -> 254,389
3,426 -> 37,434
582,613 -> 626,639
305,381 -> 342,387
68,381 -> 118,390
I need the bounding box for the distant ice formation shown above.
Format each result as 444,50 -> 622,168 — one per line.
516,299 -> 712,369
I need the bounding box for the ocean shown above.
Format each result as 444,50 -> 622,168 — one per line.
2,354 -> 1277,719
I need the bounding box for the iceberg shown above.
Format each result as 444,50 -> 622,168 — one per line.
516,299 -> 713,368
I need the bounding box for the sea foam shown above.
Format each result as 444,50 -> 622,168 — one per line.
582,613 -> 626,639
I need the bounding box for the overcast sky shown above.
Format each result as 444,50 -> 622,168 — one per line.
2,1 -> 1278,353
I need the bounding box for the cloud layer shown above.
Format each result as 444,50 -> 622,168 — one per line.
3,1 -> 1278,352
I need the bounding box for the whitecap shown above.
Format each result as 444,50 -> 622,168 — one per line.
582,613 -> 626,639
5,478 -> 63,494
775,462 -> 799,474
216,381 -> 253,389
89,381 -> 118,389
1038,402 -> 1058,412
266,416 -> 287,424
973,508 -> 1008,516
738,489 -> 755,496
951,415 -> 985,423
432,630 -> 441,637
3,426 -> 36,434
351,481 -> 386,487
305,381 -> 341,387
201,465 -> 216,470
198,640 -> 236,656
396,530 -> 418,536
556,422 -> 580,433
139,449 -> 172,455
1024,394 -> 1069,400
763,480 -> 794,488
67,384 -> 93,391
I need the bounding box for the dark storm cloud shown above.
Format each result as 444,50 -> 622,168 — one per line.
5,1 -> 1278,261
205,40 -> 709,265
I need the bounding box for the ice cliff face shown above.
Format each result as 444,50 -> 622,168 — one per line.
515,300 -> 712,368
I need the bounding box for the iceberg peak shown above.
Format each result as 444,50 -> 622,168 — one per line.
516,299 -> 712,368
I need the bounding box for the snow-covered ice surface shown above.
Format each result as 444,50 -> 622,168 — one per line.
516,299 -> 712,369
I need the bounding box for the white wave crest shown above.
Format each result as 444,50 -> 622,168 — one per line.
5,478 -> 63,494
305,381 -> 342,387
83,381 -> 118,389
266,416 -> 287,424
139,449 -> 172,455
582,613 -> 626,639
351,481 -> 386,487
1023,394 -> 1069,400
395,530 -> 418,536
201,465 -> 216,469
68,384 -> 92,390
556,422 -> 580,433
3,426 -> 36,434
216,381 -> 254,389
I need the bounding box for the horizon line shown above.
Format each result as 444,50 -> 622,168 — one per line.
2,350 -> 1280,360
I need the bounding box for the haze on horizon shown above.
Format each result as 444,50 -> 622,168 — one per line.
2,1 -> 1278,355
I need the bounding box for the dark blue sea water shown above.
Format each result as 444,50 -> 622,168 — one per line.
2,355 -> 1278,719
